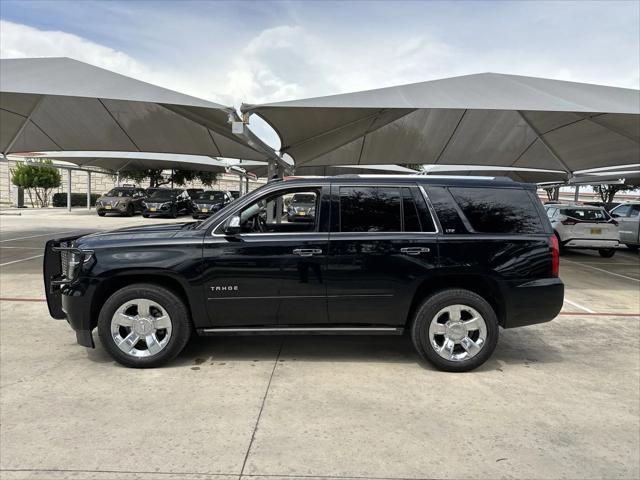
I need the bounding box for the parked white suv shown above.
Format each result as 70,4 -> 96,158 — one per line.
545,204 -> 619,257
610,202 -> 640,252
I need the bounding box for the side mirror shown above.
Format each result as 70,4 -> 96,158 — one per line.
224,215 -> 241,235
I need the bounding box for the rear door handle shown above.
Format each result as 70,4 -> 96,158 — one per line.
293,248 -> 323,257
400,247 -> 430,255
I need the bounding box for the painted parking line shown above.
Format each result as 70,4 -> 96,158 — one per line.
564,298 -> 596,314
0,246 -> 46,250
0,254 -> 44,267
559,312 -> 640,317
563,259 -> 640,283
0,297 -> 47,302
0,230 -> 79,243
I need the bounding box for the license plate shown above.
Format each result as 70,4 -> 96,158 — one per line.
298,211 -> 305,216
201,208 -> 208,213
591,228 -> 602,234
105,206 -> 112,210
150,208 -> 156,212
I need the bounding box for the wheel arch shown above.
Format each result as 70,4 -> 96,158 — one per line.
406,273 -> 506,327
90,272 -> 196,330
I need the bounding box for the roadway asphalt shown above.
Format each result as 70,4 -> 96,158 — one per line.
1,209 -> 638,480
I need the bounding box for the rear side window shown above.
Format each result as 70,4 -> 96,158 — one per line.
449,187 -> 544,234
561,208 -> 609,222
424,186 -> 467,234
339,187 -> 401,232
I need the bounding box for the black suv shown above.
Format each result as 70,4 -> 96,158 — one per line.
44,176 -> 563,371
142,188 -> 191,218
191,190 -> 233,219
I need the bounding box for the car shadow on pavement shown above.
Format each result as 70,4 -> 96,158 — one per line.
85,329 -> 564,371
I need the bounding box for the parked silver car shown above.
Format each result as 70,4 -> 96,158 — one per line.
610,202 -> 640,251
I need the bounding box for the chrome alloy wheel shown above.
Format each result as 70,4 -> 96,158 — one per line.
428,304 -> 487,362
110,299 -> 172,357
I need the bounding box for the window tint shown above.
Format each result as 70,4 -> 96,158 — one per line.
339,187 -> 401,232
449,187 -> 544,234
611,204 -> 632,217
424,186 -> 467,234
630,205 -> 640,218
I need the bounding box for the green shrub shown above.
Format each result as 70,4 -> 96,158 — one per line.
11,160 -> 62,207
52,193 -> 101,207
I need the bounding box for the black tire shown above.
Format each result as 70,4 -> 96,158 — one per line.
97,283 -> 192,368
598,248 -> 616,258
98,211 -> 106,217
125,204 -> 134,217
143,214 -> 150,218
411,289 -> 499,372
170,206 -> 178,218
625,244 -> 639,252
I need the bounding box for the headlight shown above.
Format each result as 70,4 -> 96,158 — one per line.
309,207 -> 315,215
141,201 -> 147,208
65,250 -> 93,279
96,200 -> 102,206
161,202 -> 171,209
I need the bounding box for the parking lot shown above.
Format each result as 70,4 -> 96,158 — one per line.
1,209 -> 638,480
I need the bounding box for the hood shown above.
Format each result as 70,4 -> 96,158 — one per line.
75,222 -> 197,248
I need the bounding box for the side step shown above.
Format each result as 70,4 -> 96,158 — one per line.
197,326 -> 404,336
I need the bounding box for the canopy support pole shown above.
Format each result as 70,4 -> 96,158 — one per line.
87,171 -> 91,210
245,176 -> 249,193
517,111 -> 573,175
67,168 -> 72,212
574,185 -> 580,202
238,173 -> 244,196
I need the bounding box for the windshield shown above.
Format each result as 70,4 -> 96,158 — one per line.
194,191 -> 225,202
149,189 -> 179,200
562,208 -> 610,221
292,194 -> 316,204
104,188 -> 134,197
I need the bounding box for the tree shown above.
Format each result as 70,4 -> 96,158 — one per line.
544,186 -> 560,201
591,184 -> 640,209
117,169 -> 220,188
11,160 -> 62,207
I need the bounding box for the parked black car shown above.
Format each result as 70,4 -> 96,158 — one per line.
44,176 -> 563,371
95,187 -> 147,217
191,190 -> 233,219
141,188 -> 191,218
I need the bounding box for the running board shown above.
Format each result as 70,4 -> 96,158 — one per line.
197,326 -> 404,336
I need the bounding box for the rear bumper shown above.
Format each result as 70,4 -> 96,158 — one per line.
503,278 -> 564,328
562,238 -> 619,249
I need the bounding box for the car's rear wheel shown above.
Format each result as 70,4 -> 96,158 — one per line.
411,289 -> 499,372
170,205 -> 178,218
598,248 -> 616,258
97,284 -> 192,368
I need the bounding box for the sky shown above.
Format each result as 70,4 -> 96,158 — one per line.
1,0 -> 639,148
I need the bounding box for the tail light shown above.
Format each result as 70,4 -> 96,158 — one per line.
561,218 -> 578,226
550,235 -> 560,277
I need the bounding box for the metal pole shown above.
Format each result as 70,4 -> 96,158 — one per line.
67,168 -> 72,212
238,173 -> 243,196
87,171 -> 92,210
573,185 -> 580,202
116,171 -> 120,187
245,176 -> 249,193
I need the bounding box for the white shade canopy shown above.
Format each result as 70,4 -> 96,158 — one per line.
0,57 -> 271,161
243,73 -> 640,174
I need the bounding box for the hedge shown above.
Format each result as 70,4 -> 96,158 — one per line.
52,193 -> 101,207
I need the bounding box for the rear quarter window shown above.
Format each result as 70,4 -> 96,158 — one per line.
449,187 -> 544,234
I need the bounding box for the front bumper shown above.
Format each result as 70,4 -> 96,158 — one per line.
43,237 -> 96,348
97,204 -> 128,214
503,278 -> 564,328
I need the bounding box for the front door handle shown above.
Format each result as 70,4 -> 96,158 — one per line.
400,247 -> 430,256
293,248 -> 323,257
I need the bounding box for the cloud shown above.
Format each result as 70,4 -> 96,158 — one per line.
0,20 -> 149,79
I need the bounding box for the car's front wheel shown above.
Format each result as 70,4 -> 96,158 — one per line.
598,248 -> 616,258
97,284 -> 192,368
411,289 -> 499,372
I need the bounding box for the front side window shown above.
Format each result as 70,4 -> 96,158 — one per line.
630,205 -> 640,218
611,204 -> 632,217
339,187 -> 401,232
219,187 -> 320,234
449,187 -> 544,234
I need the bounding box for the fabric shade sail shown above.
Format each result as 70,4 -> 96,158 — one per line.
1,57 -> 272,161
242,73 -> 640,174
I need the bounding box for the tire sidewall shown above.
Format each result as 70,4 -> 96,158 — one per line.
411,289 -> 499,372
97,284 -> 191,368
